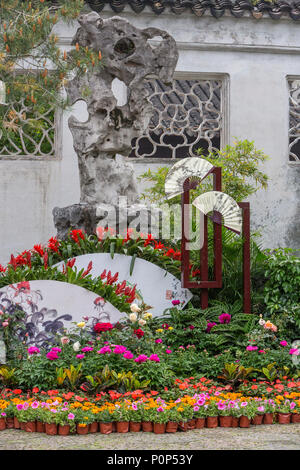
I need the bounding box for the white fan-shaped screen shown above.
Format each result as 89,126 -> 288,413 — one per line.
192,191 -> 243,233
165,157 -> 214,199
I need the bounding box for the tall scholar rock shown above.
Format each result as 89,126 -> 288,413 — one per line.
53,12 -> 178,239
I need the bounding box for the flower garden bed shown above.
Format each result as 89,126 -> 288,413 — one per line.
0,387 -> 299,436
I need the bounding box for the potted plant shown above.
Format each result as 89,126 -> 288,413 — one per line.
251,402 -> 265,425
262,399 -> 276,425
127,402 -> 142,432
177,404 -> 193,432
192,403 -> 207,429
291,403 -> 300,423
239,401 -> 256,428
165,407 -> 180,433
98,408 -> 114,434
206,401 -> 219,428
112,404 -> 130,433
217,401 -> 232,428
140,407 -> 154,432
152,406 -> 169,434
276,400 -> 293,424
14,402 -> 37,433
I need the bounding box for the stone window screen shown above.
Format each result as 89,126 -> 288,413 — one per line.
129,75 -> 225,160
0,81 -> 61,160
288,77 -> 300,163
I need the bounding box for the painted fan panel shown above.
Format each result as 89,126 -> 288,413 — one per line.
165,157 -> 214,199
192,191 -> 243,233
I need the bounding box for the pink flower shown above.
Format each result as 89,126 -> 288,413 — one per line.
97,346 -> 111,355
81,347 -> 93,352
76,354 -> 85,359
16,404 -> 23,410
280,341 -> 288,347
217,401 -> 226,410
46,351 -> 58,361
289,348 -> 299,356
113,345 -> 127,354
1,412 -> 6,417
193,406 -> 199,412
27,346 -> 40,355
189,325 -> 195,330
134,354 -> 148,363
157,406 -> 164,412
246,345 -> 258,351
31,401 -> 39,409
61,336 -> 70,345
149,354 -> 160,362
206,322 -> 217,333
218,313 -> 231,324
165,349 -> 172,354
259,350 -> 266,354
68,413 -> 75,420
2,321 -> 9,327
155,339 -> 162,344
51,347 -> 61,352
123,351 -> 134,359
172,300 -> 180,306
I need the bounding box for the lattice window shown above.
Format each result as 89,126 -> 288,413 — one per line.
0,83 -> 56,159
288,78 -> 300,163
129,77 -> 223,159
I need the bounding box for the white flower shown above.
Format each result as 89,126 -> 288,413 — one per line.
130,303 -> 141,313
129,313 -> 137,323
138,319 -> 146,326
259,319 -> 265,326
73,341 -> 81,352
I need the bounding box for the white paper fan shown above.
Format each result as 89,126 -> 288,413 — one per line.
165,157 -> 214,200
192,191 -> 243,233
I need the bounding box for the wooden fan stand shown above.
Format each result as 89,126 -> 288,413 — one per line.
180,166 -> 251,313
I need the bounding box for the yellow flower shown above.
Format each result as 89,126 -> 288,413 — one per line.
156,329 -> 163,333
77,322 -> 86,328
168,327 -> 173,331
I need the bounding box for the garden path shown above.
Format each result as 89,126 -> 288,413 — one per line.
0,425 -> 299,450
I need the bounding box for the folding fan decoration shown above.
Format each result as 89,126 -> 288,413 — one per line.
192,191 -> 243,234
165,157 -> 214,200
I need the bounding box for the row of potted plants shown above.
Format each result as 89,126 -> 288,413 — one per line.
0,393 -> 299,436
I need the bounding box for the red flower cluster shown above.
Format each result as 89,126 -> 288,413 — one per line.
70,229 -> 85,245
134,328 -> 144,339
48,237 -> 60,253
94,322 -> 114,333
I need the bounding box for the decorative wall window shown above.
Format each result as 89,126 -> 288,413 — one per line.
288,77 -> 300,163
129,75 -> 225,160
0,80 -> 59,160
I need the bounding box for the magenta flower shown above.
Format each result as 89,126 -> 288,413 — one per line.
157,406 -> 164,412
155,339 -> 162,344
51,347 -> 62,353
123,351 -> 134,359
16,404 -> 23,410
246,345 -> 258,351
280,341 -> 288,347
193,406 -> 199,412
27,346 -> 40,355
259,350 -> 266,354
76,354 -> 85,359
165,349 -> 172,354
46,351 -> 59,361
218,313 -> 231,324
1,412 -> 6,417
172,300 -> 180,306
289,348 -> 299,356
113,345 -> 127,354
97,346 -> 111,355
149,354 -> 160,362
134,354 -> 148,363
81,347 -> 93,352
189,325 -> 195,330
31,401 -> 39,409
206,322 -> 217,333
68,413 -> 75,420
217,401 -> 226,410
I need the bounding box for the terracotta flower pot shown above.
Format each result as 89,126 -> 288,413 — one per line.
112,422 -> 117,432
20,422 -> 26,431
195,418 -> 205,429
263,413 -> 274,425
89,422 -> 98,433
45,423 -> 58,435
239,416 -> 250,428
178,421 -> 189,432
77,424 -> 89,435
206,416 -> 218,428
36,421 -> 45,433
129,422 -> 141,432
187,419 -> 196,430
153,423 -> 166,434
292,413 -> 300,423
116,421 -> 129,433
219,416 -> 232,428
166,421 -> 178,433
0,418 -> 6,431
58,424 -> 70,436
231,417 -> 239,428
142,421 -> 153,432
251,415 -> 263,425
5,418 -> 14,429
14,417 -> 20,429
100,422 -> 113,434
25,421 -> 36,433
278,413 -> 291,424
